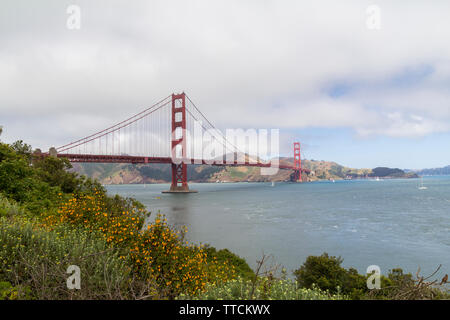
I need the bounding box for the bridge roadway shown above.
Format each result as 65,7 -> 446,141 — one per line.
52,153 -> 310,173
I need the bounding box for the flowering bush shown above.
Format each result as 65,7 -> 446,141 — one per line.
177,276 -> 347,300
43,193 -> 146,248
43,193 -> 236,298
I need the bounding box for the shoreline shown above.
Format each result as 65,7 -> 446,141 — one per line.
101,176 -> 421,186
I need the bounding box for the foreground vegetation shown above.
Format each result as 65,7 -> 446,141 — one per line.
293,253 -> 448,300
0,134 -> 244,299
178,277 -> 347,300
0,129 -> 447,299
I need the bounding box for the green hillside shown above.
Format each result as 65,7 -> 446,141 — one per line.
71,158 -> 415,185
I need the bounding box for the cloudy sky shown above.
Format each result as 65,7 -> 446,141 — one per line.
1,0 -> 450,169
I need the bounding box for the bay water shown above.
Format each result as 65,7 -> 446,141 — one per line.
106,176 -> 450,278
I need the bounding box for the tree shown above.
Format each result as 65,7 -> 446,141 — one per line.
294,253 -> 367,299
10,140 -> 33,163
33,156 -> 80,194
0,156 -> 35,203
0,142 -> 19,162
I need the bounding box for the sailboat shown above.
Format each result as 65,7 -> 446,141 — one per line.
418,177 -> 428,190
271,181 -> 275,187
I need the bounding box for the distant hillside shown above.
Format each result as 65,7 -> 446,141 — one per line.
71,163 -> 224,184
415,165 -> 450,176
70,159 -> 416,185
301,159 -> 372,181
370,167 -> 418,179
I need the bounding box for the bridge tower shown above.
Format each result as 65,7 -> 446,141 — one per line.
163,93 -> 197,193
293,142 -> 302,182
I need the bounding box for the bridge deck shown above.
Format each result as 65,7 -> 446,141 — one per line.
48,153 -> 310,173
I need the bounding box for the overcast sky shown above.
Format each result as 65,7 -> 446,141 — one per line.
1,0 -> 450,169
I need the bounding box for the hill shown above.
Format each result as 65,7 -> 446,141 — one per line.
415,165 -> 450,176
370,167 -> 418,179
71,158 -> 416,184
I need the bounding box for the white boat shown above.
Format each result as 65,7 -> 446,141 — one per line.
271,181 -> 275,187
418,177 -> 428,190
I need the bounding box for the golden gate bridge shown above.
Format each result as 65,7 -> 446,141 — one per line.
42,93 -> 309,193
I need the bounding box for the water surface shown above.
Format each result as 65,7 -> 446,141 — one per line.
106,176 -> 450,277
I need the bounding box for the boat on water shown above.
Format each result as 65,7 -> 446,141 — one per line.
418,177 -> 428,190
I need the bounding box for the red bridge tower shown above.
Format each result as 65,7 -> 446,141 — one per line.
163,93 -> 197,193
293,142 -> 302,182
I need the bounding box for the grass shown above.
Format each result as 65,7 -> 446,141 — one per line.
0,216 -> 137,299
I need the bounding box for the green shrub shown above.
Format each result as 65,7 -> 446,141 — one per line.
0,194 -> 25,218
293,253 -> 367,299
178,276 -> 347,300
203,246 -> 255,280
367,268 -> 450,300
294,253 -> 449,300
0,281 -> 33,300
0,217 -> 155,300
0,140 -> 110,216
0,143 -> 62,215
0,158 -> 36,203
33,156 -> 80,194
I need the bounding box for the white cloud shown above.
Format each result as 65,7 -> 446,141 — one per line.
1,0 -> 450,150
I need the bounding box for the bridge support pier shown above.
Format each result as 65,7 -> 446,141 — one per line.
162,163 -> 197,193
